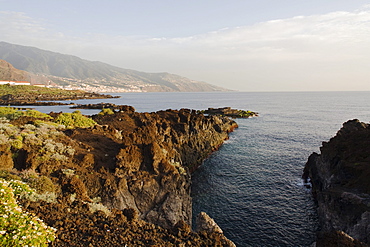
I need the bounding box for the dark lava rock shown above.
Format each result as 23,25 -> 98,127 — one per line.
303,119 -> 370,246
70,103 -> 135,112
316,231 -> 368,247
203,107 -> 258,118
7,106 -> 237,246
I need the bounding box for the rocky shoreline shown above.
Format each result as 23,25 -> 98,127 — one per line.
70,103 -> 122,109
303,119 -> 370,246
0,105 -> 237,246
0,84 -> 118,106
201,107 -> 258,118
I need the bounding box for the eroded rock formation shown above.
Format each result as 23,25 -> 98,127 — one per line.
69,107 -> 237,229
5,106 -> 237,245
196,212 -> 236,247
303,119 -> 370,246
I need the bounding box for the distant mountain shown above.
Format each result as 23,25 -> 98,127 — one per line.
0,41 -> 227,92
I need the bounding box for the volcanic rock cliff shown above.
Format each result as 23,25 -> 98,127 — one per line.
80,107 -> 237,228
303,119 -> 370,246
2,106 -> 237,246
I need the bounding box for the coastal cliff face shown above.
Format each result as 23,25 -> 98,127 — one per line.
303,119 -> 370,246
2,106 -> 237,246
75,107 -> 237,228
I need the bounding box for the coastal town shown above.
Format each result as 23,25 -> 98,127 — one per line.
0,79 -> 152,93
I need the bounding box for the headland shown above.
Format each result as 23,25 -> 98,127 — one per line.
0,105 -> 238,246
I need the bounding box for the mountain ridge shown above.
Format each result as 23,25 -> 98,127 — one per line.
0,41 -> 227,92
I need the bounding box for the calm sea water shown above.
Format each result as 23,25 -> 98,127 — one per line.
29,91 -> 370,246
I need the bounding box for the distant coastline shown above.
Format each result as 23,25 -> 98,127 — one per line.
0,84 -> 118,106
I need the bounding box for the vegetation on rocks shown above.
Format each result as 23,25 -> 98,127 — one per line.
0,117 -> 75,165
0,178 -> 56,246
0,107 -> 52,120
97,108 -> 115,116
0,106 -> 237,246
0,84 -> 89,98
54,111 -> 97,129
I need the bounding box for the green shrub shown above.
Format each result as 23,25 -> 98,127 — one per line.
0,107 -> 23,120
33,120 -> 63,129
0,121 -> 74,162
24,110 -> 52,120
17,170 -> 57,203
0,179 -> 56,246
0,171 -> 21,182
38,139 -> 75,162
0,107 -> 52,120
0,123 -> 18,138
98,108 -> 114,116
0,123 -> 22,149
54,111 -> 96,129
10,136 -> 23,149
21,173 -> 56,194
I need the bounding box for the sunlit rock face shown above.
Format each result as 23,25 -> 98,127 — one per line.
3,106 -> 237,245
56,107 -> 237,229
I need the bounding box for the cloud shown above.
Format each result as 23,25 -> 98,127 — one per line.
0,11 -> 47,39
0,7 -> 370,91
169,9 -> 370,60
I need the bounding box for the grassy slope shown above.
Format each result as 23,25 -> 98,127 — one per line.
0,85 -> 87,97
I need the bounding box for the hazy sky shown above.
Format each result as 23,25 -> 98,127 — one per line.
1,0 -> 370,91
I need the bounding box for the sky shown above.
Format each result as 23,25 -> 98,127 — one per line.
1,0 -> 370,91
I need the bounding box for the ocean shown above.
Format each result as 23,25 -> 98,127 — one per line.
29,91 -> 370,246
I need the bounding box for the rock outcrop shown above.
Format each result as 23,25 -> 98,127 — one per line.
303,119 -> 370,246
203,107 -> 258,118
86,108 -> 237,229
5,106 -> 237,245
196,212 -> 236,247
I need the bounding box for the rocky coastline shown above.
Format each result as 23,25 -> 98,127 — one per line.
303,119 -> 370,246
0,105 -> 237,246
70,103 -> 122,109
0,84 -> 118,106
201,107 -> 258,118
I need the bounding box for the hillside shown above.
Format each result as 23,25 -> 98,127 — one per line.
0,59 -> 30,82
0,41 -> 227,92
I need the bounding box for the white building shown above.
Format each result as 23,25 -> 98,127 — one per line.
0,81 -> 31,86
